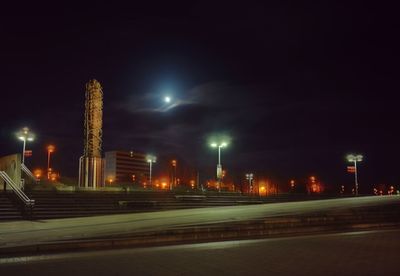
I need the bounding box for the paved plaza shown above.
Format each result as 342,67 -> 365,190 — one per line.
0,196 -> 398,250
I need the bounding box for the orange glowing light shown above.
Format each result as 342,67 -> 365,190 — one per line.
50,173 -> 58,181
47,145 -> 55,153
33,169 -> 43,179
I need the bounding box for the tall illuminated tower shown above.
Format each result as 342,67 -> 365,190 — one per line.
78,79 -> 105,188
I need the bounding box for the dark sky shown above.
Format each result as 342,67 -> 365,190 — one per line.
1,2 -> 399,191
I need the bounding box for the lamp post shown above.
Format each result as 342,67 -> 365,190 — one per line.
171,159 -> 177,190
17,127 -> 34,164
147,155 -> 156,188
210,142 -> 227,192
246,173 -> 254,194
347,154 -> 363,196
47,145 -> 55,180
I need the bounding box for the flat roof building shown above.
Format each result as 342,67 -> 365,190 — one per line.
104,151 -> 148,186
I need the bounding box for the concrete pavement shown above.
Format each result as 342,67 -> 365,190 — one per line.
1,229 -> 399,275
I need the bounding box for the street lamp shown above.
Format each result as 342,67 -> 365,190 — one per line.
347,154 -> 363,196
171,159 -> 177,190
210,142 -> 228,191
246,173 -> 254,194
17,127 -> 35,164
47,145 -> 55,180
146,155 -> 156,188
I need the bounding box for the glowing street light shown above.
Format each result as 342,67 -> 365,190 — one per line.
33,169 -> 43,179
146,155 -> 156,188
210,142 -> 228,191
17,127 -> 35,164
171,159 -> 177,190
347,154 -> 363,196
47,145 -> 55,180
246,173 -> 254,194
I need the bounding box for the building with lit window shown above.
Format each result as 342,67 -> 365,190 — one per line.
104,151 -> 148,186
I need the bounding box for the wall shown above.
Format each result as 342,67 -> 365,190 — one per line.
0,154 -> 22,190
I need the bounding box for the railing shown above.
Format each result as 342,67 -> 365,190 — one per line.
0,171 -> 35,216
21,163 -> 38,183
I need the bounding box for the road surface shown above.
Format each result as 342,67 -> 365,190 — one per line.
1,229 -> 399,275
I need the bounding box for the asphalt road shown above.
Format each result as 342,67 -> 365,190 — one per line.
1,229 -> 399,276
1,196 -> 399,249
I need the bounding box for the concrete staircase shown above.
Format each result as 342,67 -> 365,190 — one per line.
0,192 -> 24,220
26,190 -> 276,219
0,190 -> 350,221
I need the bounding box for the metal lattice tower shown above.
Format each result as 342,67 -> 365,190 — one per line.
79,79 -> 105,188
84,79 -> 103,158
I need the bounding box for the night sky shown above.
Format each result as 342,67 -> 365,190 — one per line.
1,3 -> 399,191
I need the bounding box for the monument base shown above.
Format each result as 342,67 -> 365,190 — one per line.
78,156 -> 104,189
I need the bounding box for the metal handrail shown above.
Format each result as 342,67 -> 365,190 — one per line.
21,163 -> 38,183
0,171 -> 35,207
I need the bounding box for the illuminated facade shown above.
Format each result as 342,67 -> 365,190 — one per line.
78,79 -> 104,188
104,151 -> 148,185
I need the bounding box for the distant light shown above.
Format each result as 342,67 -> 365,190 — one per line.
164,96 -> 171,103
146,155 -> 156,163
347,154 -> 363,162
47,145 -> 55,152
246,173 -> 254,179
17,127 -> 35,142
210,142 -> 228,148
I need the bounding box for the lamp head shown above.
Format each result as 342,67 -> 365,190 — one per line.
346,154 -> 355,162
17,127 -> 34,142
146,155 -> 156,163
347,154 -> 363,162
